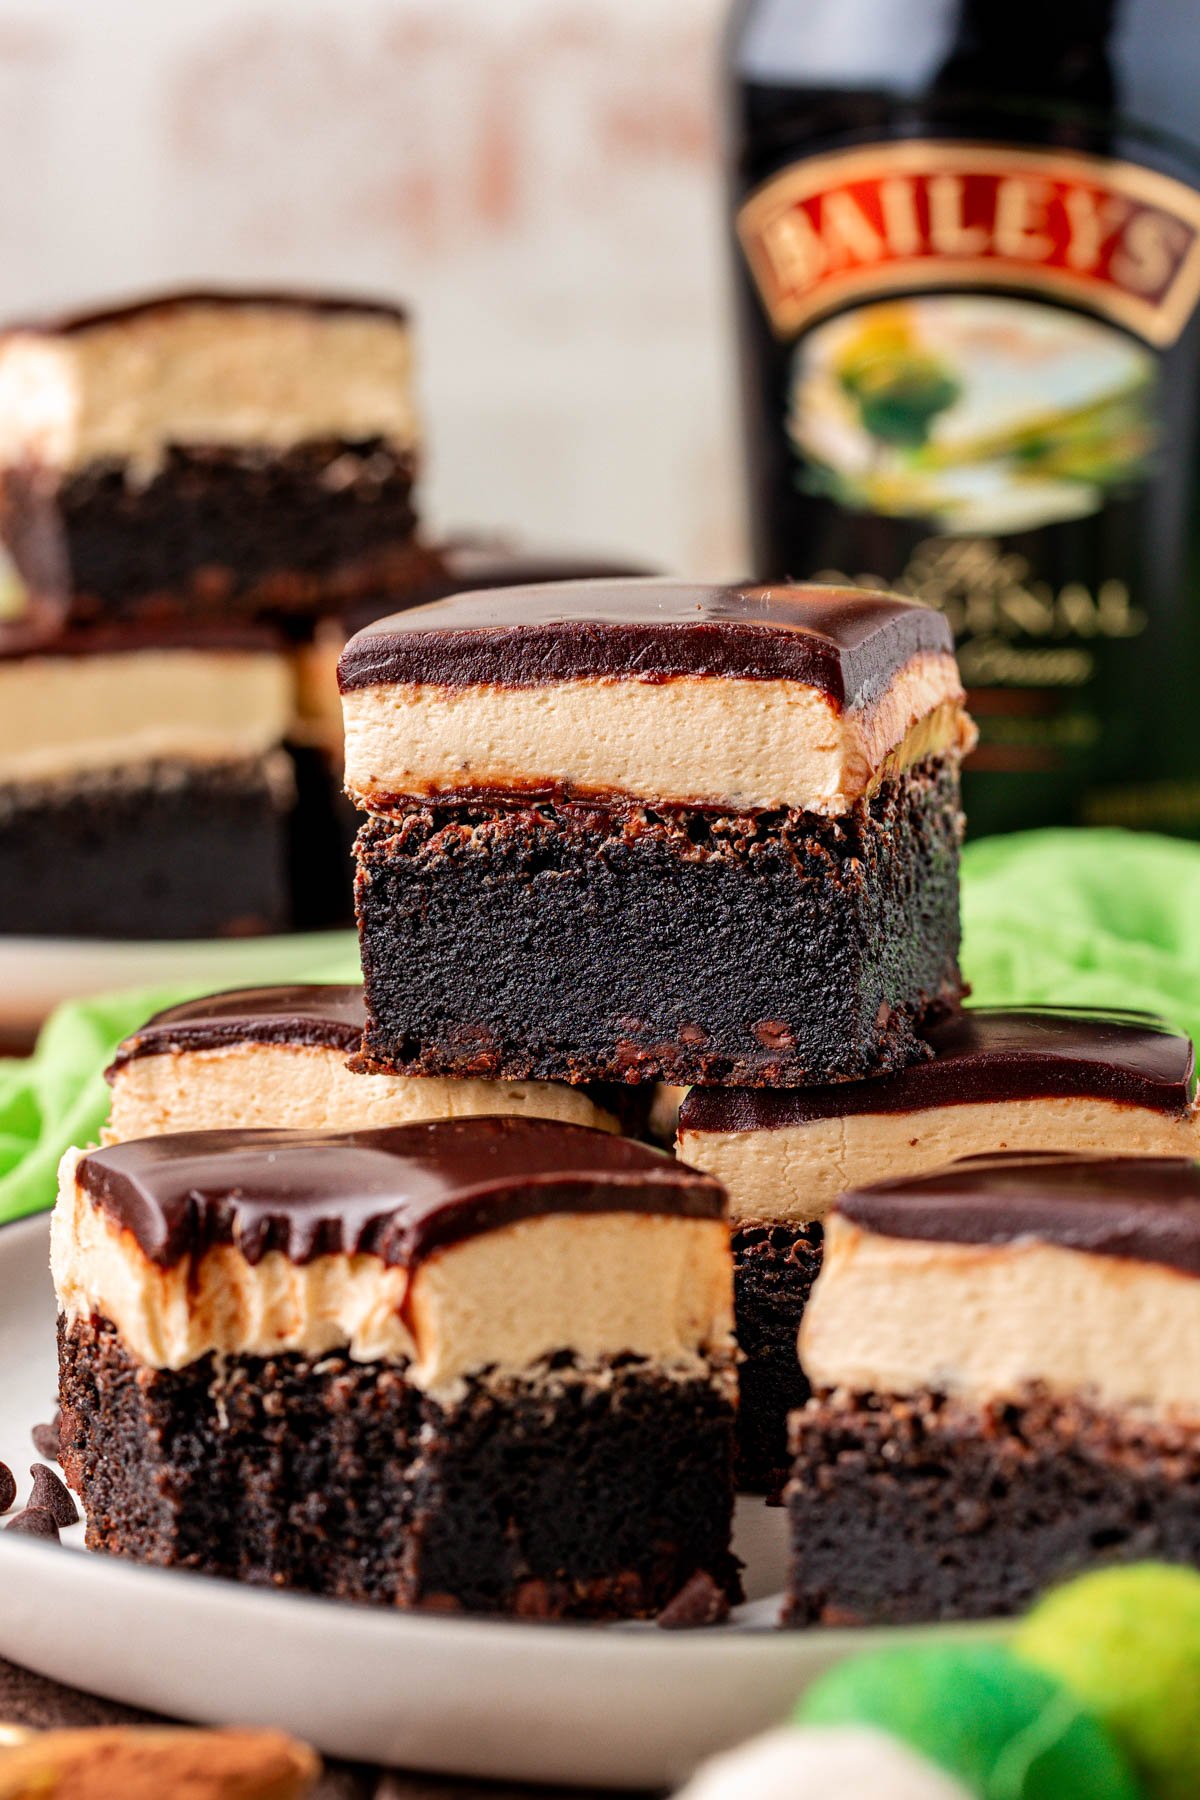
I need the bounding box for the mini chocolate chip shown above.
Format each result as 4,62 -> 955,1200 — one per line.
656,1569 -> 731,1630
0,1462 -> 14,1514
29,1464 -> 78,1529
31,1412 -> 61,1460
6,1507 -> 60,1540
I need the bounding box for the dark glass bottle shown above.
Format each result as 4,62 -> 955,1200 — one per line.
726,0 -> 1200,836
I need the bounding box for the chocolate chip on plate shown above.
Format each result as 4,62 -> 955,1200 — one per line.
6,1506 -> 60,1540
656,1569 -> 732,1630
31,1412 -> 61,1460
0,1461 -> 15,1514
29,1463 -> 78,1529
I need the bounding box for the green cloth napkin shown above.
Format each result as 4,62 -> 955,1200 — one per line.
3,827 -> 1200,1229
959,829 -> 1200,1037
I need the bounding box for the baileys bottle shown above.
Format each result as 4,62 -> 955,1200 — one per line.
726,0 -> 1200,835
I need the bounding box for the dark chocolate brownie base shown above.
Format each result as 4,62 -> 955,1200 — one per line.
353,756 -> 964,1087
59,1316 -> 740,1619
732,1220 -> 823,1495
0,756 -> 291,938
785,1385 -> 1200,1626
0,438 -> 426,625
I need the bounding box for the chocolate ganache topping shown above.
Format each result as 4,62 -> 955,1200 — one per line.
5,287 -> 409,339
0,615 -> 284,664
107,984 -> 366,1076
838,1153 -> 1200,1277
679,1007 -> 1195,1134
76,1116 -> 727,1270
337,579 -> 954,710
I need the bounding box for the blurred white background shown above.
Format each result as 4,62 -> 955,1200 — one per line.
0,0 -> 744,576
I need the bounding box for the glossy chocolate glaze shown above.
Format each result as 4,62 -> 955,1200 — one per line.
337,579 -> 954,710
106,985 -> 366,1076
678,1008 -> 1196,1134
838,1152 -> 1200,1277
75,1116 -> 725,1270
4,287 -> 409,339
0,615 -> 284,663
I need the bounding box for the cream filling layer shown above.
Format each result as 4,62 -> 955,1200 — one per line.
801,1215 -> 1200,1423
105,1043 -> 619,1143
341,654 -> 973,814
0,649 -> 292,783
679,1096 -> 1200,1225
0,305 -> 418,478
52,1154 -> 735,1394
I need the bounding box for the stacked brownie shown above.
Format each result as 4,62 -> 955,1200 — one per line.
0,289 -> 423,628
0,287 -> 430,937
339,579 -> 973,1085
52,564 -> 1199,1628
680,1006 -> 1200,1491
336,574 -> 978,1495
54,1116 -> 739,1617
786,1153 -> 1200,1623
0,617 -> 294,938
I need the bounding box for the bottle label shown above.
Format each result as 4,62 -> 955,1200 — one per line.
738,140 -> 1200,347
737,141 -> 1200,832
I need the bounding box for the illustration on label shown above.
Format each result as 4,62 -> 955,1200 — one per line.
789,294 -> 1156,531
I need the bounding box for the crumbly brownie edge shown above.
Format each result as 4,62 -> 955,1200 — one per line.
0,756 -> 292,939
0,439 -> 425,620
58,1316 -> 740,1620
353,755 -> 965,1087
732,1220 -> 823,1496
784,1384 -> 1200,1627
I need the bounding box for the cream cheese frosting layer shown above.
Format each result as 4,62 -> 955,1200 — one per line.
105,1043 -> 619,1143
342,653 -> 972,815
679,1096 -> 1200,1225
0,300 -> 418,479
53,1151 -> 734,1394
0,647 -> 292,783
802,1214 -> 1200,1423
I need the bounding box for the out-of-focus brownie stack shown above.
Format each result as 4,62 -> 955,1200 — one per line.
0,616 -> 295,938
0,288 -> 431,939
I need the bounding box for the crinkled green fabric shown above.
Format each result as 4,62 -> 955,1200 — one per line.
959,831 -> 1200,1037
2,829 -> 1199,1228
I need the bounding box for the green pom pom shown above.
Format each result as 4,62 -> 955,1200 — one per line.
1015,1563 -> 1200,1800
796,1643 -> 1142,1800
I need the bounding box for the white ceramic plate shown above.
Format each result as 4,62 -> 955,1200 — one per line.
0,1213 -> 996,1787
0,932 -> 351,1037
